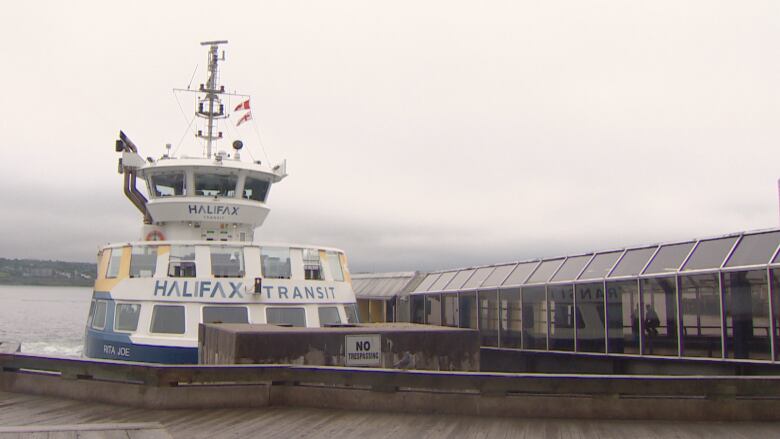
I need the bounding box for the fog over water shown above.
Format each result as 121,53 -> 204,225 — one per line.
1,1 -> 779,273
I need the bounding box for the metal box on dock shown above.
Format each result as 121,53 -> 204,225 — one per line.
198,323 -> 479,371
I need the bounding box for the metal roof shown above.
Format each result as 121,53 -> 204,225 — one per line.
351,272 -> 426,300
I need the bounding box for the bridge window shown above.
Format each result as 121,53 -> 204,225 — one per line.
575,283 -> 606,353
106,249 -> 122,278
327,252 -> 344,281
91,300 -> 108,330
243,177 -> 270,202
261,247 -> 291,279
150,305 -> 186,334
266,307 -> 306,327
211,247 -> 244,278
723,270 -> 771,360
203,306 -> 249,324
478,290 -> 499,347
115,303 -> 141,332
344,304 -> 360,324
318,306 -> 342,326
680,273 -> 722,358
303,249 -> 323,280
150,171 -> 186,197
500,288 -> 521,348
548,285 -> 575,351
606,280 -> 640,355
194,172 -> 237,197
521,286 -> 546,350
640,277 -> 679,356
168,246 -> 196,278
130,246 -> 157,278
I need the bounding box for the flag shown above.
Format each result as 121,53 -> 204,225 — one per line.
237,111 -> 252,126
234,99 -> 250,111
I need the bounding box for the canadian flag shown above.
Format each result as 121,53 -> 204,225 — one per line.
234,99 -> 250,111
237,111 -> 252,126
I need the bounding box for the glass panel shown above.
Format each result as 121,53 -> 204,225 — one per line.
772,270 -> 780,360
527,259 -> 564,284
413,273 -> 441,292
640,277 -> 678,356
194,172 -> 237,197
548,285 -> 574,351
168,246 -> 196,278
210,247 -> 244,278
243,177 -> 270,202
130,246 -> 157,278
150,171 -> 185,197
462,267 -> 494,290
327,252 -> 344,281
318,306 -> 342,326
444,269 -> 475,291
609,247 -> 657,277
500,288 -> 522,348
442,293 -> 459,327
550,255 -> 592,282
86,300 -> 96,327
203,306 -> 249,324
606,280 -> 640,354
261,247 -> 291,279
502,262 -> 538,287
303,249 -> 323,280
106,249 -> 122,278
724,270 -> 771,360
680,274 -> 722,358
478,290 -> 499,347
727,232 -> 780,267
459,292 -> 477,329
150,305 -> 186,334
521,286 -> 547,350
579,251 -> 623,280
644,242 -> 694,274
576,283 -> 605,352
266,307 -> 306,327
114,303 -> 141,332
682,237 -> 739,271
429,271 -> 457,291
91,300 -> 107,330
411,295 -> 426,323
425,294 -> 442,325
483,264 -> 516,288
344,304 -> 360,324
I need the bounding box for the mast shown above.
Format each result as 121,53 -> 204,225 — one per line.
196,40 -> 229,158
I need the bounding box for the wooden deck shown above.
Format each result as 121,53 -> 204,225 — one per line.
2,390 -> 780,438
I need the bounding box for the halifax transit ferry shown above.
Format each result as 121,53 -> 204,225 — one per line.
83,41 -> 359,363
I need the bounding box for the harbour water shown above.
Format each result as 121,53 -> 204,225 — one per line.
0,285 -> 91,357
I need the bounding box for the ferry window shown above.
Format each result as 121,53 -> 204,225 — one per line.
150,171 -> 185,197
261,247 -> 291,279
115,303 -> 141,332
303,249 -> 323,280
91,300 -> 108,330
203,306 -> 249,324
106,249 -> 122,278
150,305 -> 186,334
211,247 -> 244,278
266,307 -> 306,327
327,252 -> 344,281
86,300 -> 96,327
243,177 -> 270,202
344,304 -> 360,324
168,246 -> 196,278
194,172 -> 237,197
130,246 -> 157,277
318,306 -> 342,326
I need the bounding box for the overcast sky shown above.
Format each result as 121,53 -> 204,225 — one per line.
1,1 -> 779,273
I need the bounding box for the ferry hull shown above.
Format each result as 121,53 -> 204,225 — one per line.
84,329 -> 197,364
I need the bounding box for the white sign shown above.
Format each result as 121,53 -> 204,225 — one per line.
345,334 -> 382,367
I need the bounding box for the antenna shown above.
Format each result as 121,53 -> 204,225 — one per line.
195,40 -> 229,158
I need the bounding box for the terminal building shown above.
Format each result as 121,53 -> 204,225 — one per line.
371,228 -> 780,372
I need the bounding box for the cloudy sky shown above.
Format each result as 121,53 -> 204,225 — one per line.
1,1 -> 778,272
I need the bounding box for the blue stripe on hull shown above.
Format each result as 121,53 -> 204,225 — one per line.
84,329 -> 198,364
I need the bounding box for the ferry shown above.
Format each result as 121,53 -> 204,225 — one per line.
83,41 -> 359,363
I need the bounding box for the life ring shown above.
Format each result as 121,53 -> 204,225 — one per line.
145,230 -> 166,241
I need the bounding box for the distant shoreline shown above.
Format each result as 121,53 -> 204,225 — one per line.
0,258 -> 95,289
